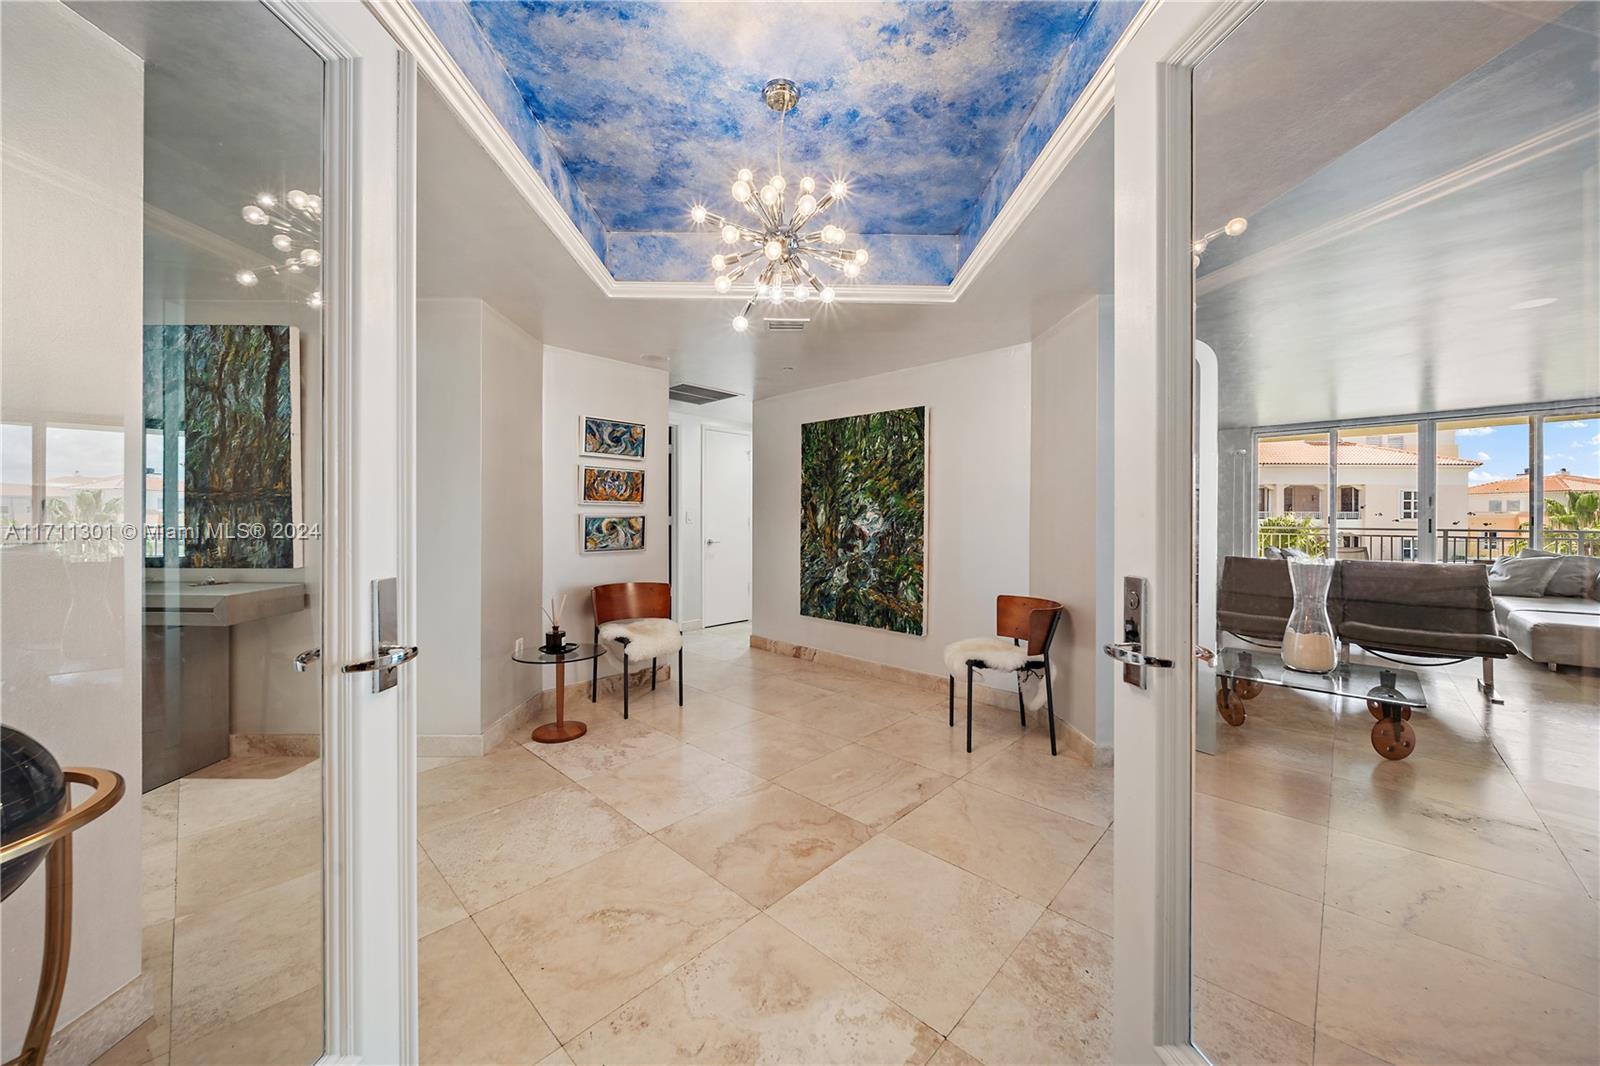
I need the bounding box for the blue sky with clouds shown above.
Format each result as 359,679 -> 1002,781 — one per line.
1457,416 -> 1600,486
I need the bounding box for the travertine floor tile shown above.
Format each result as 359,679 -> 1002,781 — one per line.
177,756 -> 319,837
949,912 -> 1113,1065
1316,907 -> 1600,1065
775,743 -> 954,831
1192,978 -> 1313,1066
417,747 -> 569,834
769,835 -> 1040,1034
521,722 -> 681,781
858,712 -> 1021,779
887,780 -> 1103,905
475,837 -> 755,1042
578,744 -> 765,832
1050,828 -> 1113,937
418,848 -> 467,939
422,785 -> 643,912
175,805 -> 321,917
566,914 -> 942,1065
963,742 -> 1113,827
1193,792 -> 1327,901
170,985 -> 321,1066
688,715 -> 852,779
1193,861 -> 1321,1026
628,688 -> 774,743
419,918 -> 558,1065
1194,751 -> 1333,826
656,785 -> 871,907
759,690 -> 911,740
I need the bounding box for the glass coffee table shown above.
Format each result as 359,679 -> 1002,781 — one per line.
513,643 -> 603,743
1214,646 -> 1427,760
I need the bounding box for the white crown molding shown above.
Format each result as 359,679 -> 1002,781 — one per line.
371,0 -> 1140,308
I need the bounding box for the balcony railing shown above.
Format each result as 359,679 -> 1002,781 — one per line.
1258,525 -> 1600,562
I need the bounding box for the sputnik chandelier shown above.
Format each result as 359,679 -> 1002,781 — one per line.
691,79 -> 868,332
235,188 -> 323,309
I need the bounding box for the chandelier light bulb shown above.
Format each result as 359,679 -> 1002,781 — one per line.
286,189 -> 309,210
800,176 -> 816,194
771,174 -> 786,192
1192,238 -> 1208,255
760,185 -> 779,206
829,179 -> 848,199
300,248 -> 321,266
1225,216 -> 1248,236
256,193 -> 277,208
769,286 -> 785,305
272,234 -> 294,252
820,286 -> 836,304
731,180 -> 752,202
286,262 -> 303,273
306,194 -> 321,213
711,253 -> 727,271
755,281 -> 770,299
241,205 -> 269,225
764,239 -> 783,261
720,224 -> 739,244
792,284 -> 808,302
691,204 -> 708,223
853,248 -> 869,265
736,168 -> 754,183
844,262 -> 861,278
306,290 -> 323,309
732,314 -> 749,332
820,224 -> 842,244
235,269 -> 259,287
796,193 -> 817,216
714,274 -> 733,294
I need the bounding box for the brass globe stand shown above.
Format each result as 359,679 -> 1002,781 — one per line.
1,768 -> 124,1066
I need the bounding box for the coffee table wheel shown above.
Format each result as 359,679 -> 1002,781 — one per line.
1235,678 -> 1263,700
1216,686 -> 1246,727
1370,717 -> 1416,760
1367,700 -> 1412,720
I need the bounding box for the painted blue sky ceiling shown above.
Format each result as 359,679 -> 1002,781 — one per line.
417,0 -> 1140,284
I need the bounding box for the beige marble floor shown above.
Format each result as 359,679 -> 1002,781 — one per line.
97,625 -> 1598,1066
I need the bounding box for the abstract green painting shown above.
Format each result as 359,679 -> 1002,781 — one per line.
800,406 -> 926,634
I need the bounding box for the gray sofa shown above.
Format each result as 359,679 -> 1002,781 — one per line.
1488,549 -> 1600,670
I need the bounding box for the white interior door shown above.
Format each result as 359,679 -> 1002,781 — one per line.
701,428 -> 752,627
286,3 -> 419,1060
1108,2 -> 1250,1062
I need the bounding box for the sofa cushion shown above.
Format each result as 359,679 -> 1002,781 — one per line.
1504,549 -> 1600,599
1487,555 -> 1562,597
1503,609 -> 1600,668
1339,621 -> 1516,659
1338,561 -> 1495,643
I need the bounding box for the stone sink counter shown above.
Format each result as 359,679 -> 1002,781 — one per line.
143,579 -> 307,627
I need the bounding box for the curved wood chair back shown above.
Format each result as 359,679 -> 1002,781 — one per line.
592,581 -> 672,626
996,594 -> 1064,657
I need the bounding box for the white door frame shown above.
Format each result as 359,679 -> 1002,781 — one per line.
1110,1 -> 1256,1062
700,426 -> 753,627
273,2 -> 419,1061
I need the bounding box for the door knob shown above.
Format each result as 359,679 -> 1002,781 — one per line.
292,648 -> 322,673
343,644 -> 420,673
706,538 -> 719,545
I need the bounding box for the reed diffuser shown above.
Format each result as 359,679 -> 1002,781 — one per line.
541,594 -> 569,653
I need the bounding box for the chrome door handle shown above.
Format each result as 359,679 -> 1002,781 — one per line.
1102,642 -> 1175,669
292,648 -> 322,673
343,644 -> 419,673
705,538 -> 719,545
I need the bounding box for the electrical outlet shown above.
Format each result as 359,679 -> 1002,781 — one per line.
514,637 -> 525,656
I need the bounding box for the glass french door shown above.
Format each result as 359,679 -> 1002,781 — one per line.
1,2 -> 417,1062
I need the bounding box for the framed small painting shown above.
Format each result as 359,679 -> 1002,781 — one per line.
580,465 -> 644,505
582,416 -> 645,461
582,514 -> 645,553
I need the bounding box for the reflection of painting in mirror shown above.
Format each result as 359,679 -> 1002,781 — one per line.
143,325 -> 300,568
583,515 -> 645,552
800,406 -> 926,634
581,465 -> 644,505
583,416 -> 645,460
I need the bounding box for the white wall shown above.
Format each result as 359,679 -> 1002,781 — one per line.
752,345 -> 1031,685
1,1 -> 145,1051
1030,297 -> 1116,750
416,299 -> 542,739
667,401 -> 752,627
542,347 -> 668,685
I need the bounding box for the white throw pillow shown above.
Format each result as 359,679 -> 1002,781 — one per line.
1505,548 -> 1600,598
1487,555 -> 1563,597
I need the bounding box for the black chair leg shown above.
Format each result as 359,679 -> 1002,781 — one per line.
1016,675 -> 1026,729
966,662 -> 976,754
1044,661 -> 1058,756
591,630 -> 599,702
622,650 -> 630,719
652,657 -> 658,691
678,645 -> 684,707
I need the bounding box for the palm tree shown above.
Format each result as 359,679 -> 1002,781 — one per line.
1544,491 -> 1599,557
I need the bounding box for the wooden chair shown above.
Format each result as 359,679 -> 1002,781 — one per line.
590,582 -> 683,718
943,595 -> 1065,755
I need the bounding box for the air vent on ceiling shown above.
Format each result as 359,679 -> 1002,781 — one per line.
668,382 -> 743,405
765,317 -> 810,332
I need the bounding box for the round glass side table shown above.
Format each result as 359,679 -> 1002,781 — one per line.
513,642 -> 603,743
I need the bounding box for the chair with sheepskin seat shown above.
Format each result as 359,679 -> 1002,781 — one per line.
590,581 -> 684,718
944,595 -> 1065,756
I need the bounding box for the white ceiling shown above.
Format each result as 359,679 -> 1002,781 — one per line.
416,78 -> 1113,403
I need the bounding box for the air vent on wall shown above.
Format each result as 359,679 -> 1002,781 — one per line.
765,317 -> 809,332
668,382 -> 743,405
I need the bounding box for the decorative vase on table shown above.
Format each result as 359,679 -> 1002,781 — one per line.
1282,557 -> 1337,673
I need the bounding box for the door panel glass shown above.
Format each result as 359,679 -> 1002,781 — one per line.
1193,4 -> 1599,1064
4,3 -> 325,1064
